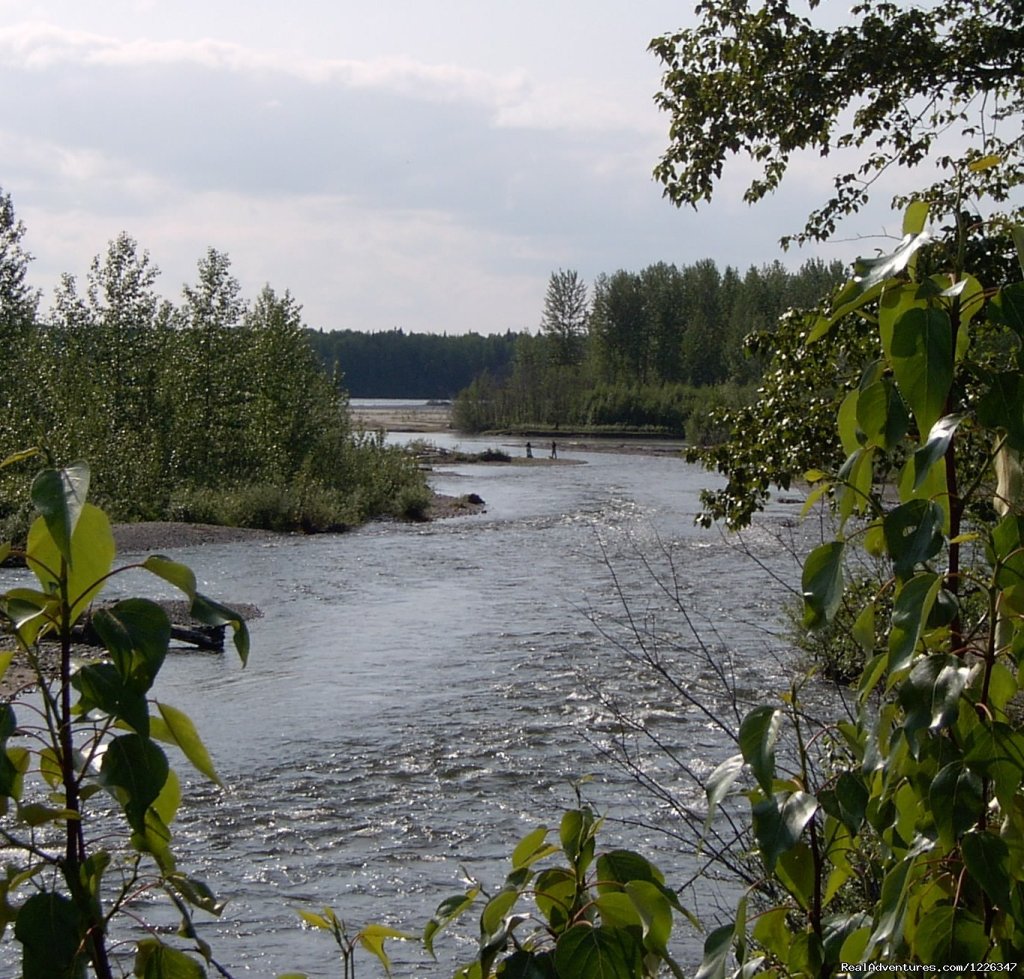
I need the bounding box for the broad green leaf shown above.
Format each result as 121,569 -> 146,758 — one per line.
776,841 -> 815,910
480,886 -> 519,939
898,655 -> 969,755
15,892 -> 87,979
837,446 -> 875,524
818,772 -> 868,835
623,880 -> 673,954
849,232 -> 931,296
915,905 -> 989,965
494,950 -> 555,979
142,555 -> 197,598
512,825 -> 555,870
856,378 -> 909,450
595,849 -> 665,889
739,706 -> 781,794
801,541 -> 845,629
593,891 -> 640,931
554,924 -> 643,979
189,594 -> 250,666
851,603 -> 875,656
153,702 -> 221,786
694,922 -> 735,979
963,722 -> 1024,808
99,733 -> 170,833
559,808 -> 595,873
902,200 -> 929,235
883,500 -> 944,582
930,762 -> 984,849
92,598 -> 170,691
167,870 -> 224,916
888,573 -> 942,674
30,462 -> 90,567
424,890 -> 479,958
989,281 -> 1024,339
134,939 -> 206,979
837,389 -> 862,455
27,503 -> 115,623
911,414 -> 962,490
704,753 -> 744,829
752,791 -> 818,873
879,282 -> 924,360
534,868 -> 576,930
961,831 -> 1011,907
978,371 -> 1024,450
73,663 -> 150,736
889,306 -> 953,438
358,923 -> 416,977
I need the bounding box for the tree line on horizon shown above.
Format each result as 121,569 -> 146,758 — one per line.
451,257 -> 847,437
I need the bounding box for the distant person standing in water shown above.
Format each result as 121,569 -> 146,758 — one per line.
550,441 -> 557,459
525,441 -> 533,458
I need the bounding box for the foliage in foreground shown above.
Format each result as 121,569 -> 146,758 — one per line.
0,455 -> 249,977
295,802 -> 693,979
700,199 -> 1024,973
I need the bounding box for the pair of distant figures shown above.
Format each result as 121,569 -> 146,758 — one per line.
525,441 -> 556,459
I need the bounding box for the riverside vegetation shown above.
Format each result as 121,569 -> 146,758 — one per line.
0,204 -> 431,541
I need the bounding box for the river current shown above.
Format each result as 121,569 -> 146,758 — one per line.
6,436 -> 828,977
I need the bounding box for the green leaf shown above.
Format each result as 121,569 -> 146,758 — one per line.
739,706 -> 782,794
73,663 -> 150,736
752,791 -> 819,873
554,924 -> 643,979
888,573 -> 942,674
776,841 -> 816,910
480,886 -> 519,939
818,772 -> 868,835
559,808 -> 596,874
1012,226 -> 1024,279
930,762 -> 984,849
902,200 -> 929,235
989,281 -> 1024,339
898,655 -> 969,755
153,702 -> 221,786
596,849 -> 665,890
912,414 -> 962,490
134,939 -> 207,979
27,503 -> 115,623
623,880 -> 673,955
961,831 -> 1011,907
889,306 -> 953,437
704,753 -> 744,829
856,378 -> 909,450
512,825 -> 555,870
849,232 -> 931,296
883,500 -> 945,582
801,541 -> 845,629
30,462 -> 90,567
694,922 -> 735,979
92,598 -> 171,688
357,923 -> 416,977
424,889 -> 479,958
963,722 -> 1024,808
99,733 -> 170,833
978,371 -> 1024,450
534,868 -> 576,931
915,905 -> 989,965
14,892 -> 86,979
142,555 -> 198,598
189,594 -> 249,666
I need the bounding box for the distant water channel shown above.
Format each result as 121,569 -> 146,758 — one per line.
7,424 -> 827,976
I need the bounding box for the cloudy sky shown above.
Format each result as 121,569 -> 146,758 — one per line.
1,1 -> 884,335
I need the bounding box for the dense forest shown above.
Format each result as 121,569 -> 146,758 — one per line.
306,328 -> 518,399
303,259 -> 847,442
0,188 -> 429,536
451,258 -> 847,438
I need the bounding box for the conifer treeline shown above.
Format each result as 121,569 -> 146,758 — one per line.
455,257 -> 847,436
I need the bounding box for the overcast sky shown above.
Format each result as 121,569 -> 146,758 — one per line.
1,1 -> 893,335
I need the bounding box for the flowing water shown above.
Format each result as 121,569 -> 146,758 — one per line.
4,438 -> 830,977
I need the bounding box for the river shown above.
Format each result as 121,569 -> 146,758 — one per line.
7,435 -> 825,976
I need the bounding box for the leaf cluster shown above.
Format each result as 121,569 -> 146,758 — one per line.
651,0 -> 1024,245
0,457 -> 249,978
